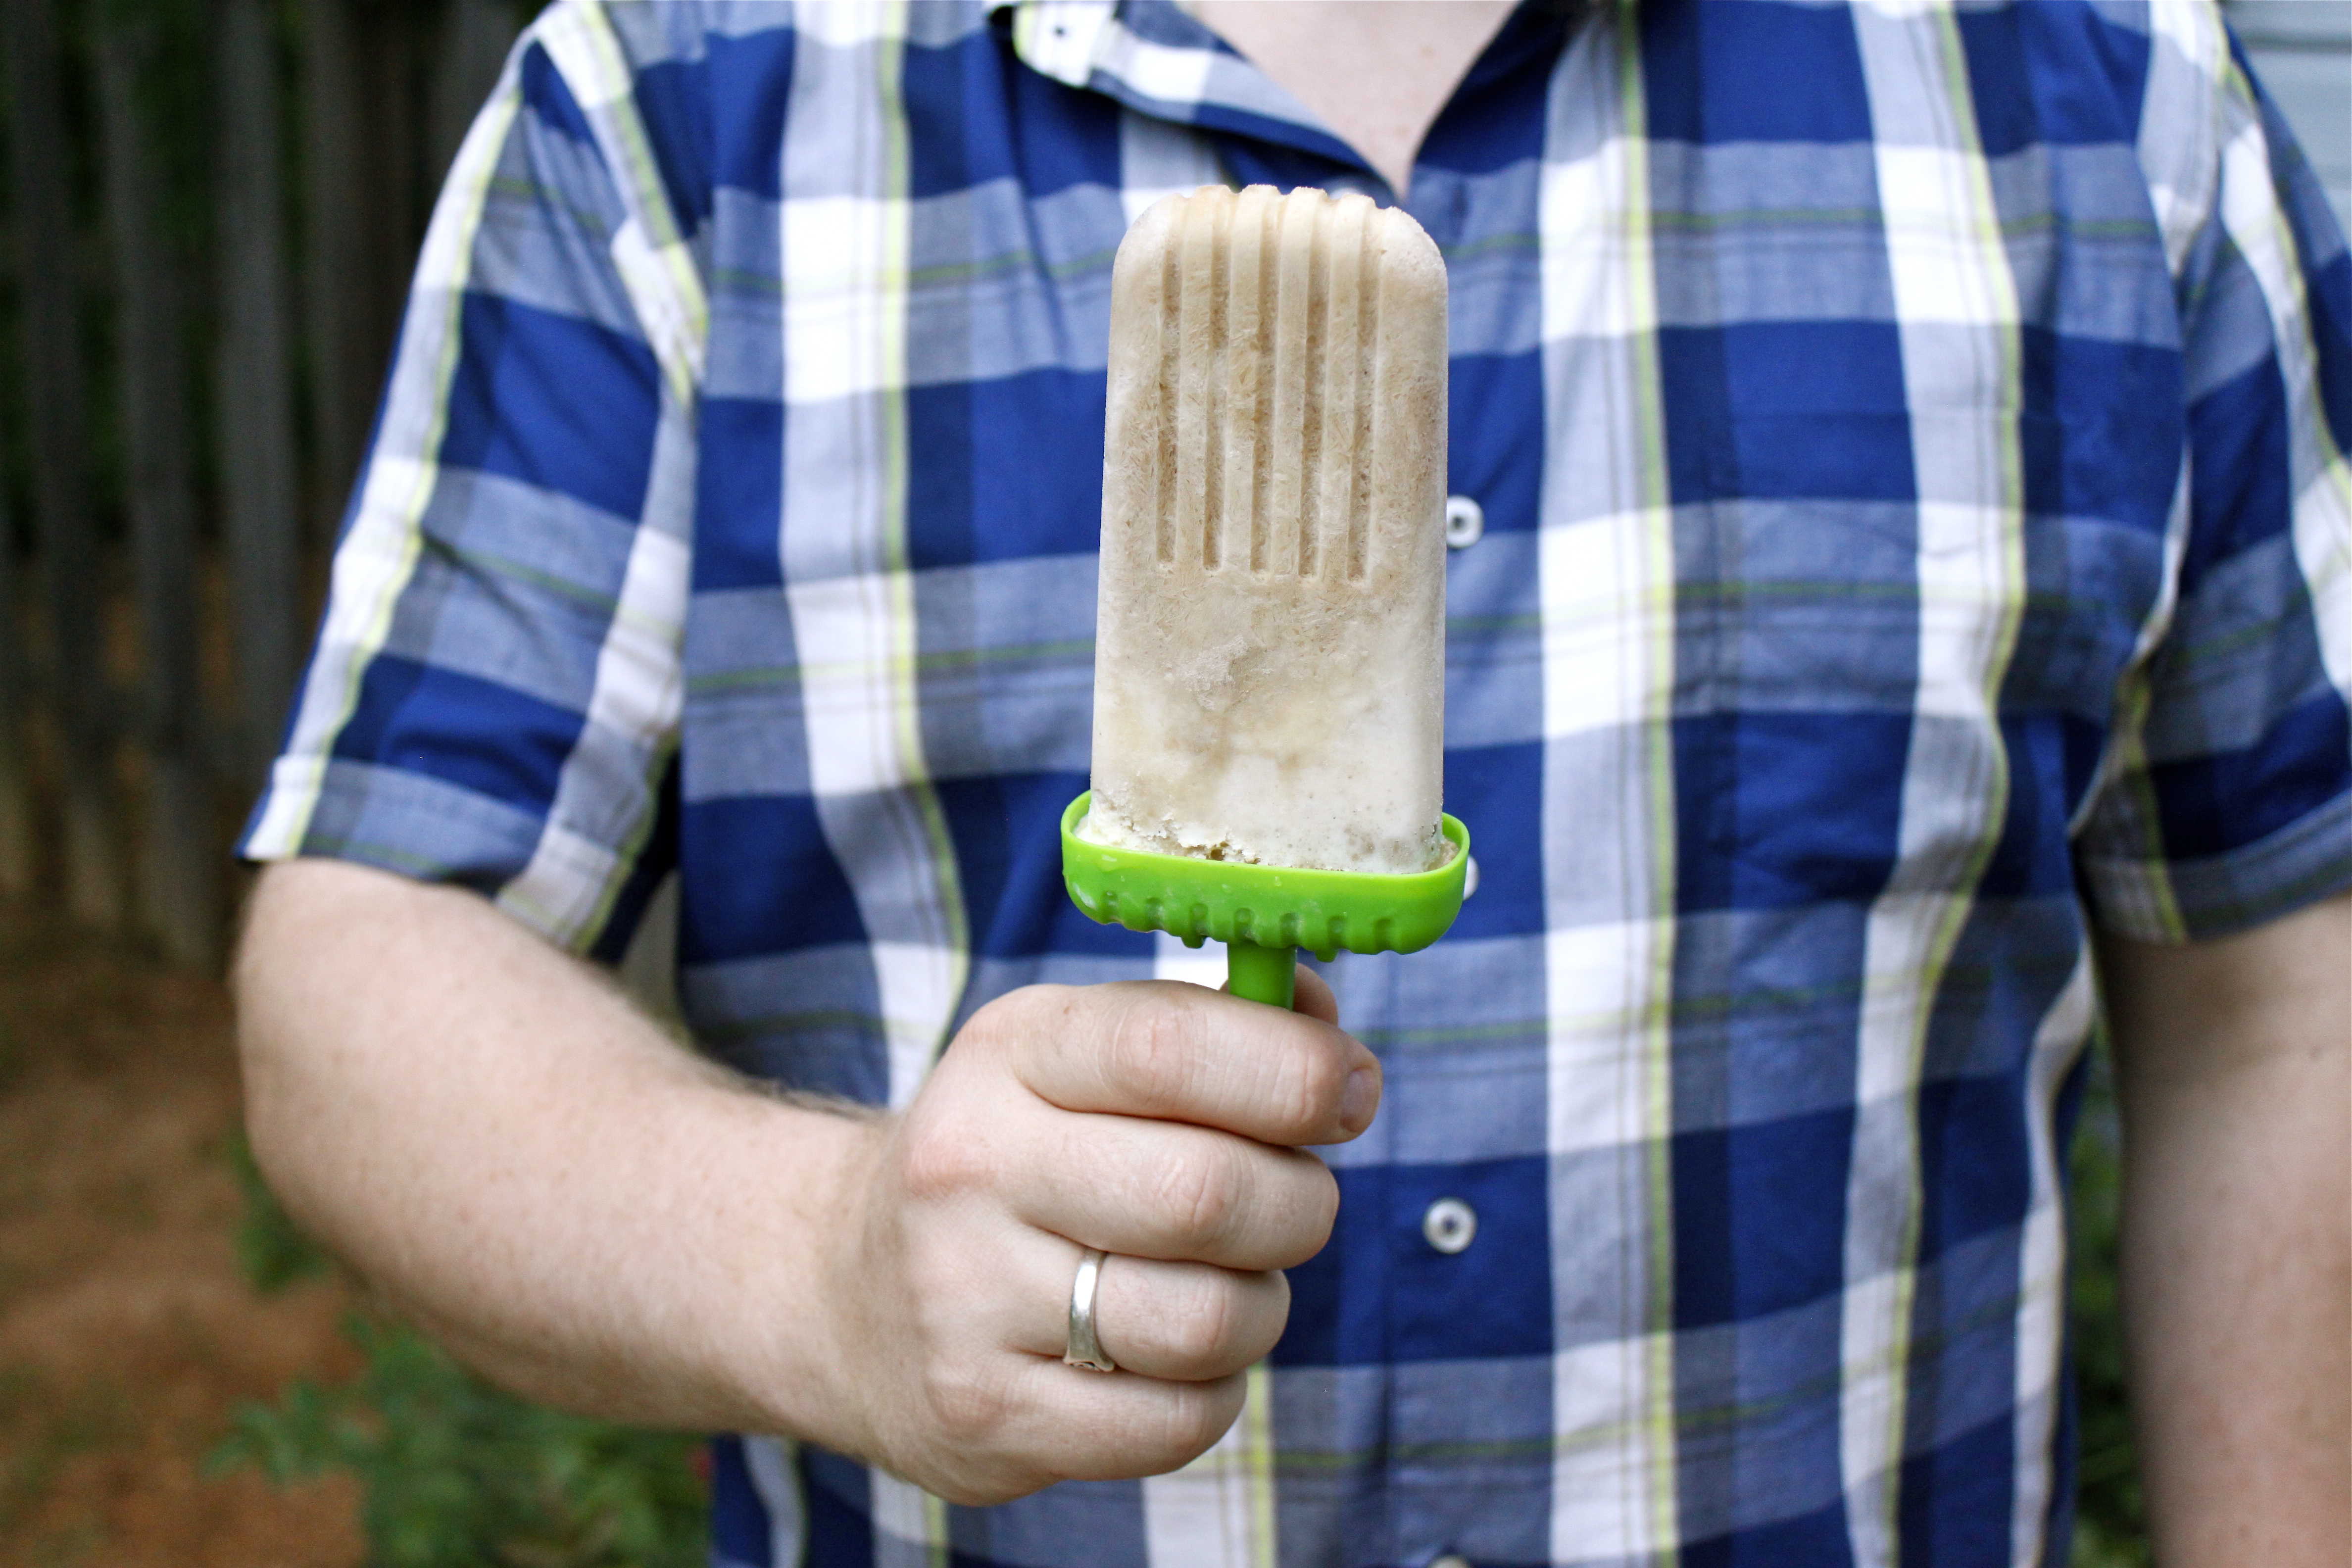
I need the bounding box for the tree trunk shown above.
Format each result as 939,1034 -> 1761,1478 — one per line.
98,12 -> 218,968
215,0 -> 303,789
2,0 -> 124,928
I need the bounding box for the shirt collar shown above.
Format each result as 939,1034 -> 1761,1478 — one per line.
992,0 -> 1578,180
993,0 -> 1363,170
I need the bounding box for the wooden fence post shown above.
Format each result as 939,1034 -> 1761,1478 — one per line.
3,0 -> 125,929
215,0 -> 302,790
0,477 -> 28,898
356,0 -> 428,375
429,0 -> 522,189
98,11 -> 218,968
299,0 -> 369,550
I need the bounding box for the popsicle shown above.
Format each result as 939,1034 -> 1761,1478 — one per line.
1080,184 -> 1451,877
1062,185 -> 1469,1008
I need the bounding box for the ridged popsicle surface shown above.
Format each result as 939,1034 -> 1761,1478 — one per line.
1082,185 -> 1449,876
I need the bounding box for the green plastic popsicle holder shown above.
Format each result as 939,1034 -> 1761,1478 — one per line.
1060,792 -> 1471,1010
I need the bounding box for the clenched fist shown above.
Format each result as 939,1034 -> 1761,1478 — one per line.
815,970 -> 1376,1504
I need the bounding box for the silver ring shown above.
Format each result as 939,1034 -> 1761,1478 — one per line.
1064,1248 -> 1116,1372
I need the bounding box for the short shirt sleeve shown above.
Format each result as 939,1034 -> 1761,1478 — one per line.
241,2 -> 705,957
2077,19 -> 2352,942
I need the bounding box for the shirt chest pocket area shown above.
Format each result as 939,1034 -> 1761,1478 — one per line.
1667,379 -> 2172,902
1671,308 -> 2173,712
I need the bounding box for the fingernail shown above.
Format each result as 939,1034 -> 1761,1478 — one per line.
1342,1067 -> 1378,1128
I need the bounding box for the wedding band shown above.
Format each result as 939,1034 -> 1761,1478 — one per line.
1064,1248 -> 1116,1372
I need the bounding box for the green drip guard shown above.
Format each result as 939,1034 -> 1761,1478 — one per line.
1059,792 -> 1471,1009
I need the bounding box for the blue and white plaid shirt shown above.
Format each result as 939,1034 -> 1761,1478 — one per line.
245,2 -> 2352,1564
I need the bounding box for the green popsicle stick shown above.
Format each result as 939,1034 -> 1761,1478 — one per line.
1224,940 -> 1298,1009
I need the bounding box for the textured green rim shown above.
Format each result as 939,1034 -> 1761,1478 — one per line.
1060,793 -> 1470,961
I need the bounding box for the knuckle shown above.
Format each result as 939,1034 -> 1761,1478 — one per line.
1102,998 -> 1198,1112
1154,1141 -> 1246,1248
1255,1158 -> 1339,1270
920,1357 -> 1019,1449
952,988 -> 1030,1062
931,1471 -> 1035,1509
1166,1272 -> 1241,1366
1266,1037 -> 1345,1136
1289,1161 -> 1341,1256
1152,1378 -> 1243,1466
1305,1160 -> 1340,1231
962,981 -> 1080,1061
895,1117 -> 993,1204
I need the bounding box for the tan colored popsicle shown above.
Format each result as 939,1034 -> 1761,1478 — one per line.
1080,184 -> 1450,877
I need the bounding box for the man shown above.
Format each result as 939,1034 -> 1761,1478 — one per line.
235,2 -> 2350,1565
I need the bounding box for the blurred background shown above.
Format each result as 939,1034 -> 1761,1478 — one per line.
0,1 -> 2342,1565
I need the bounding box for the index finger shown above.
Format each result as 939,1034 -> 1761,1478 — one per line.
1004,980 -> 1381,1147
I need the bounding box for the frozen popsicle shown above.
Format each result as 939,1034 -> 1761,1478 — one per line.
1079,184 -> 1451,878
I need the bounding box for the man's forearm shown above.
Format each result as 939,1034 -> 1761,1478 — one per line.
237,857 -> 1378,1502
236,858 -> 877,1436
2101,893 -> 2351,1568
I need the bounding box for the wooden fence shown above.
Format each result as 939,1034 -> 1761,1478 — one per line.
0,0 -> 533,968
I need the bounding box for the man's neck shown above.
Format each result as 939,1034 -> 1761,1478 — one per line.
1186,1 -> 1517,200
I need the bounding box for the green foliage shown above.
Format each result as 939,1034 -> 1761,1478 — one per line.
213,1127 -> 708,1568
213,1317 -> 708,1568
0,1364 -> 130,1551
218,1129 -> 332,1293
2068,1045 -> 2150,1568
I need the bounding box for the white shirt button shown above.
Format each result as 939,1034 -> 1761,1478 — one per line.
1444,494 -> 1483,548
1430,1555 -> 1473,1568
1421,1197 -> 1476,1254
1462,855 -> 1479,899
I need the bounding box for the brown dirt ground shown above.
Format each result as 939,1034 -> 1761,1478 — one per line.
0,901 -> 364,1568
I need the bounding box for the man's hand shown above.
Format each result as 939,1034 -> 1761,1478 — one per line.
236,859 -> 1376,1507
2099,892 -> 2350,1568
826,977 -> 1373,1502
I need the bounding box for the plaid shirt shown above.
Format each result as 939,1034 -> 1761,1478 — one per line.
245,1 -> 2352,1564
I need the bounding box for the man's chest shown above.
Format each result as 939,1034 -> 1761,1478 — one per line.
677,161 -> 2179,821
